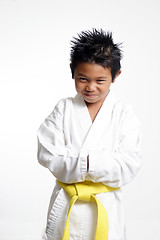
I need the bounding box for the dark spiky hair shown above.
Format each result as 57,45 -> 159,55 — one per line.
70,28 -> 122,81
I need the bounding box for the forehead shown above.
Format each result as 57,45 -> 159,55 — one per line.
74,62 -> 112,78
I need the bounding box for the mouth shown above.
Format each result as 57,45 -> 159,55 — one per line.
84,93 -> 97,98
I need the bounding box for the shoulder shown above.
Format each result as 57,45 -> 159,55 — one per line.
112,95 -> 141,130
38,97 -> 74,133
53,97 -> 73,111
47,97 -> 74,120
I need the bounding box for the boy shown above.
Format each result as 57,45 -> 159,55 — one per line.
37,29 -> 142,240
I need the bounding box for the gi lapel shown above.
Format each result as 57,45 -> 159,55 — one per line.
73,94 -> 92,140
79,91 -> 117,152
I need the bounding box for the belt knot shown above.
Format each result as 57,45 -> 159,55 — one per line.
75,182 -> 91,201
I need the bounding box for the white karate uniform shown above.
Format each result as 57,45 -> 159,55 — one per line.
37,91 -> 142,240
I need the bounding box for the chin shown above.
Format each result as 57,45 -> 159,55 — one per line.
84,99 -> 97,104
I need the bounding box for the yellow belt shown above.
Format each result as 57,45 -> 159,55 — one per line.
57,180 -> 120,240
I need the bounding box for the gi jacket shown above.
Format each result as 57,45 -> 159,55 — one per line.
37,91 -> 142,240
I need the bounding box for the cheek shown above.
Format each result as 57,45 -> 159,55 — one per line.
75,84 -> 81,94
74,81 -> 79,89
75,82 -> 84,91
99,84 -> 111,93
75,82 -> 79,91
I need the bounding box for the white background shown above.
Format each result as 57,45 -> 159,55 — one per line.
0,0 -> 160,239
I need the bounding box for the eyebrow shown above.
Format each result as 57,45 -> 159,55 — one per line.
97,76 -> 108,79
77,73 -> 108,79
77,74 -> 88,77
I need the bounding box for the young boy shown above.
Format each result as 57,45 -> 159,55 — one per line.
37,29 -> 142,240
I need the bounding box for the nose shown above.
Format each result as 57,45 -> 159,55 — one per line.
86,82 -> 96,91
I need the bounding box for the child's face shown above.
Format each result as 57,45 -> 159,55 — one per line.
74,62 -> 119,106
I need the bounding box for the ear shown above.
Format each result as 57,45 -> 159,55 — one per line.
112,70 -> 122,83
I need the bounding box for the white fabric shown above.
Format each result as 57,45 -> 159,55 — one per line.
37,91 -> 142,240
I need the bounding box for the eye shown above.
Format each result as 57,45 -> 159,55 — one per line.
97,80 -> 105,83
79,77 -> 88,82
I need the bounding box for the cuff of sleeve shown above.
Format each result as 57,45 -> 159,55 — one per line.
85,151 -> 96,181
86,150 -> 112,181
79,150 -> 88,180
80,156 -> 87,175
66,148 -> 79,158
88,152 -> 95,175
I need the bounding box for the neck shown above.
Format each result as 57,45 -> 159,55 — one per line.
85,100 -> 104,122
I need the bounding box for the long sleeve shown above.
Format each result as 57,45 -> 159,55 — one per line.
87,105 -> 142,188
37,99 -> 87,183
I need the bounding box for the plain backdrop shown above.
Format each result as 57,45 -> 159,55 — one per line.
0,0 -> 160,239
